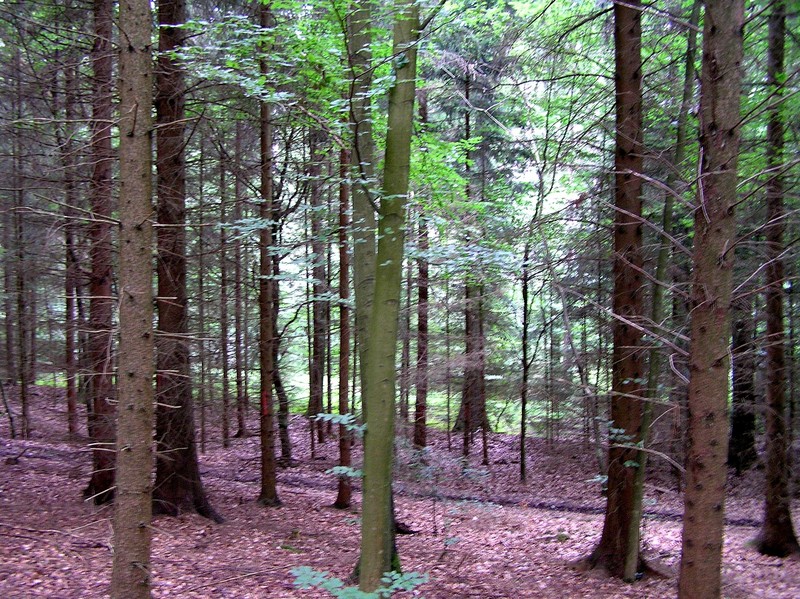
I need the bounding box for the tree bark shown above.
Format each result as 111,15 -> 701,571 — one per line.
585,0 -> 645,578
84,0 -> 117,501
414,212 -> 429,448
756,0 -> 799,558
309,130 -> 328,443
110,0 -> 154,593
359,0 -> 419,589
233,122 -> 248,438
729,300 -> 757,474
624,1 -> 700,579
220,154 -> 231,449
678,1 -> 744,595
334,147 -> 352,509
258,2 -> 280,507
152,0 -> 219,522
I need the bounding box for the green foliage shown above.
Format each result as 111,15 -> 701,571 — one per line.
291,566 -> 428,598
325,465 -> 363,479
314,412 -> 365,437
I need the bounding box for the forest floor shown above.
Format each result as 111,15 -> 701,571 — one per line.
1,386 -> 799,598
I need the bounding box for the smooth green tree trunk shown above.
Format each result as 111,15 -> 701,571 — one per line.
358,0 -> 419,591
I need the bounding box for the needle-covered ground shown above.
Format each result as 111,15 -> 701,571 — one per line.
1,386 -> 799,598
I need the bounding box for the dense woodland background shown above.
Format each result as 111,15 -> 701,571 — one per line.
0,0 -> 799,596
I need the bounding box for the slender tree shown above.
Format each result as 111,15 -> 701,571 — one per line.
413,212 -> 429,448
729,299 -> 757,474
678,0 -> 744,595
585,0 -> 645,577
756,0 -> 799,558
624,0 -> 701,579
334,147 -> 352,509
258,1 -> 280,507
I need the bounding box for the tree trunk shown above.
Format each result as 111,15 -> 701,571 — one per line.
257,2 -> 280,507
624,1 -> 700,579
334,147 -> 352,509
153,0 -> 219,522
84,0 -> 116,502
273,256 -> 293,465
348,0 -> 377,380
520,240 -> 531,481
414,212 -> 429,449
359,0 -> 419,589
399,252 -> 412,423
110,0 -> 154,592
729,300 -> 757,474
678,1 -> 744,595
13,48 -> 31,438
58,58 -> 79,438
233,122 -> 248,438
309,130 -> 328,443
220,154 -> 231,449
756,0 -> 799,558
585,0 -> 645,578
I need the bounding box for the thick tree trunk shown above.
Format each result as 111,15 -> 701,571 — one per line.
84,0 -> 116,502
756,0 -> 799,557
456,284 -> 487,441
110,0 -> 154,593
153,0 -> 219,522
348,0 -> 377,378
678,1 -> 744,595
586,0 -> 644,578
359,1 -> 419,590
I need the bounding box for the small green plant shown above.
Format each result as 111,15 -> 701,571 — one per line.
315,412 -> 366,438
326,465 -> 363,478
291,566 -> 428,598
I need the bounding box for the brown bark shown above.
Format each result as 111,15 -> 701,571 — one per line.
585,0 -> 644,577
399,253 -> 412,423
414,213 -> 429,448
153,0 -> 219,522
273,259 -> 293,465
13,50 -> 31,438
309,131 -> 328,443
729,301 -> 757,474
110,0 -> 154,592
57,58 -> 79,438
84,0 -> 116,503
334,147 -> 352,510
678,1 -> 744,595
232,122 -> 248,438
220,156 -> 231,449
258,2 -> 280,507
756,0 -> 799,558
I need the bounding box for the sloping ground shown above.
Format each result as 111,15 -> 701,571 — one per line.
1,386 -> 798,598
